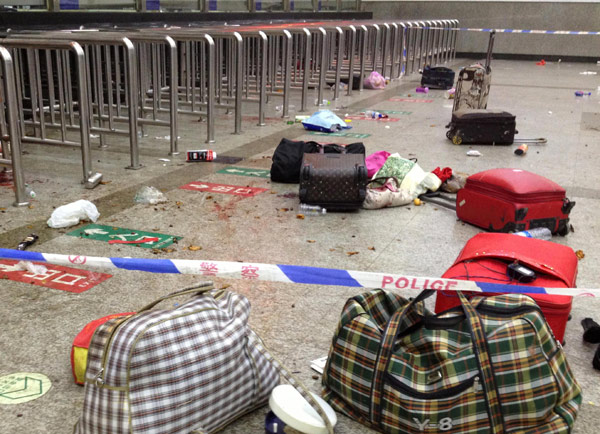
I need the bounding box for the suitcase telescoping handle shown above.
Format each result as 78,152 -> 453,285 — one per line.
138,281 -> 215,313
485,30 -> 496,73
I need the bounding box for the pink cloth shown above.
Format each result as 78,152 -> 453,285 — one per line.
366,151 -> 391,178
364,71 -> 386,89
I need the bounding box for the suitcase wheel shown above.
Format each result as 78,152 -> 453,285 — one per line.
452,133 -> 463,145
446,129 -> 454,140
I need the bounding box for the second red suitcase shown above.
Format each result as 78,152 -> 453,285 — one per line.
456,168 -> 575,235
434,232 -> 577,343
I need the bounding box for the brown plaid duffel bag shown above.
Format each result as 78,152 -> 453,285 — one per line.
74,282 -> 280,434
322,289 -> 582,433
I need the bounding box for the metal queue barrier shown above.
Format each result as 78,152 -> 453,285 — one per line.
6,32 -> 142,169
0,45 -> 28,206
0,18 -> 458,207
0,38 -> 102,191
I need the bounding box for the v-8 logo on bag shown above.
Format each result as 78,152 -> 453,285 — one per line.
413,417 -> 454,431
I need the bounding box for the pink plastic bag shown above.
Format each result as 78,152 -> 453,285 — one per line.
365,151 -> 391,178
364,71 -> 386,89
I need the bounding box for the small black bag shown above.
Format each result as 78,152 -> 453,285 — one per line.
421,66 -> 455,90
270,138 -> 365,183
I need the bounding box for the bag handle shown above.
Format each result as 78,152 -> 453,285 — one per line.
371,290 -> 505,433
315,143 -> 347,155
253,337 -> 335,434
137,281 -> 215,313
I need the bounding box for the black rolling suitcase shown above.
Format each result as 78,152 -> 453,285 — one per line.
421,66 -> 455,90
299,149 -> 367,210
446,109 -> 516,145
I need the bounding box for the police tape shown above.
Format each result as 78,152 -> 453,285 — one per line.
426,26 -> 600,35
0,248 -> 596,297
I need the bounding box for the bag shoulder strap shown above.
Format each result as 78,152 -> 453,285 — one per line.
137,281 -> 215,313
252,335 -> 335,434
457,291 -> 506,433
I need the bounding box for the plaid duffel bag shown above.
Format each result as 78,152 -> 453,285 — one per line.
322,289 -> 582,433
75,282 -> 280,434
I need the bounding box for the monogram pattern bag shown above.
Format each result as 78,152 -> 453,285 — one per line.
322,289 -> 582,433
299,145 -> 367,210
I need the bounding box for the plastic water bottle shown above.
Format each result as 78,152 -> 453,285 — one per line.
25,183 -> 36,198
575,91 -> 592,97
299,203 -> 327,216
513,227 -> 552,241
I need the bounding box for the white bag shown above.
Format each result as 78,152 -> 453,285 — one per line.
47,200 -> 100,228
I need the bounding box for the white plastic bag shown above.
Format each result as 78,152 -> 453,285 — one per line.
47,200 -> 100,229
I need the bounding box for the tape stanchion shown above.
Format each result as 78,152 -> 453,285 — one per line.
425,26 -> 600,35
0,248 -> 596,297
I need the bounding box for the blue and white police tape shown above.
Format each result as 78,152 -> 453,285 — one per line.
0,248 -> 596,297
425,26 -> 600,35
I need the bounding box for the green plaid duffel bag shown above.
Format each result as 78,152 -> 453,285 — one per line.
322,289 -> 582,433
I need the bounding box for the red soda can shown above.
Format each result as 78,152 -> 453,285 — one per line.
186,149 -> 217,162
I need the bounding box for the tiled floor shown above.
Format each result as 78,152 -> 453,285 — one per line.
1,58 -> 599,433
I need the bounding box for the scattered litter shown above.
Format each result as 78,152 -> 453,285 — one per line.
514,144 -> 528,156
536,59 -> 546,66
310,356 -> 328,374
186,150 -> 217,162
580,71 -> 597,75
548,111 -> 553,115
99,180 -> 112,185
576,249 -> 585,260
368,246 -> 376,251
307,240 -> 316,243
17,233 -> 38,251
445,88 -> 456,99
187,245 -> 202,251
295,115 -> 310,123
158,158 -> 170,162
346,251 -> 359,256
90,134 -> 100,139
155,135 -> 181,140
364,71 -> 386,89
24,184 -> 36,199
296,214 -> 305,219
575,91 -> 592,97
466,150 -> 482,157
47,200 -> 100,228
134,186 -> 167,205
13,260 -> 47,275
413,198 -> 422,206
385,125 -> 390,129
416,86 -> 429,93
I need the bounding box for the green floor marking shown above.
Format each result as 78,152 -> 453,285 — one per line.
0,373 -> 51,405
68,224 -> 182,249
308,132 -> 371,139
217,167 -> 270,178
356,109 -> 413,115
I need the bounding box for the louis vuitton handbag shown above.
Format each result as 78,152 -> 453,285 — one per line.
322,289 -> 582,433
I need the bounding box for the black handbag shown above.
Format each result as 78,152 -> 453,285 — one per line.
270,138 -> 365,183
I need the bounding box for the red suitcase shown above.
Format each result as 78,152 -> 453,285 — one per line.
434,233 -> 577,343
456,168 -> 575,235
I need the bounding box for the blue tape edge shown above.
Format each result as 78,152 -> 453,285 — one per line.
278,264 -> 362,287
0,248 -> 46,262
110,257 -> 181,274
476,281 -> 547,294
